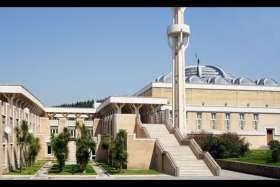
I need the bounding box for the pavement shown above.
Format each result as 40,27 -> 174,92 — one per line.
0,169 -> 276,180
0,161 -> 276,180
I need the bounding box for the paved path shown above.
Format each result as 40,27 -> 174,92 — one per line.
91,161 -> 110,179
0,169 -> 276,180
31,161 -> 53,179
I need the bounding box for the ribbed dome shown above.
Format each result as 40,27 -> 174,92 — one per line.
234,77 -> 255,86
154,64 -> 279,87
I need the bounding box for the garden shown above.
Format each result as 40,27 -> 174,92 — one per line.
190,131 -> 280,167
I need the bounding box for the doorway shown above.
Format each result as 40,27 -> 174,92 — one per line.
266,128 -> 274,145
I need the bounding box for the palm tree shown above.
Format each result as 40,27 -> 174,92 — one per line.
75,122 -> 96,171
15,120 -> 29,173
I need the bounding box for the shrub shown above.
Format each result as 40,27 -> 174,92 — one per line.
76,122 -> 96,171
51,128 -> 70,171
268,140 -> 280,150
193,132 -> 250,159
272,149 -> 280,162
189,130 -> 213,147
269,140 -> 280,162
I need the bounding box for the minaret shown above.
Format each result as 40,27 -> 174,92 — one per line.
167,8 -> 191,134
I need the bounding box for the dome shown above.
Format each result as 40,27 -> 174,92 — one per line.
154,64 -> 279,87
257,78 -> 278,86
186,75 -> 204,84
209,76 -> 230,85
234,77 -> 255,86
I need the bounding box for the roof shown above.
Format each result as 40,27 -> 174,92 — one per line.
155,64 -> 279,86
96,96 -> 168,113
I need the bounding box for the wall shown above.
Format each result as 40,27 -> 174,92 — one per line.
217,159 -> 280,179
149,87 -> 280,108
114,114 -> 137,135
127,133 -> 155,169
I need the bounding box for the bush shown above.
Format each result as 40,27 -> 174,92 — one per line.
268,140 -> 280,150
268,140 -> 280,162
192,132 -> 250,159
272,149 -> 280,162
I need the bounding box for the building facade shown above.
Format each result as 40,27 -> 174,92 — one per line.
0,65 -> 280,176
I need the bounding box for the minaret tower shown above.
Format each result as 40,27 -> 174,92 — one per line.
167,7 -> 191,134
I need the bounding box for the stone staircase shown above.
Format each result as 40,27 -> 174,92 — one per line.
142,123 -> 213,176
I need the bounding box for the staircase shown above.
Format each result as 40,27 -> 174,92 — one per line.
142,123 -> 213,176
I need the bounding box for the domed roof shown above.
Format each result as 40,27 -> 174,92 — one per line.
257,78 -> 278,86
234,77 -> 255,86
154,64 -> 279,87
209,76 -> 230,85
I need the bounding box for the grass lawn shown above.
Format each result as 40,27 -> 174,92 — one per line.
97,162 -> 161,175
48,163 -> 96,175
227,150 -> 280,167
6,160 -> 48,175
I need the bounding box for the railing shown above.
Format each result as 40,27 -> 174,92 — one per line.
155,139 -> 179,176
49,120 -> 59,126
188,138 -> 221,176
66,120 -> 76,126
188,138 -> 203,159
84,120 -> 93,126
136,114 -> 151,138
204,152 -> 221,176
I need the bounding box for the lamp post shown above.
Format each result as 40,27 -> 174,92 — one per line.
167,7 -> 190,134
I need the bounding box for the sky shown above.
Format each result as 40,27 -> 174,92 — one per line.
0,7 -> 280,106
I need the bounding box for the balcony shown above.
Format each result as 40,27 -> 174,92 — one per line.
49,120 -> 59,126
67,120 -> 76,127
84,120 -> 93,126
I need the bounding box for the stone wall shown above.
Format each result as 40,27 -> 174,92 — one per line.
217,159 -> 280,179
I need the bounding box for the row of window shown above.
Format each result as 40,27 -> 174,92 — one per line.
49,126 -> 93,138
196,112 -> 259,130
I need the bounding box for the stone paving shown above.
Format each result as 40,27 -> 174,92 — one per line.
0,167 -> 276,180
91,161 -> 110,179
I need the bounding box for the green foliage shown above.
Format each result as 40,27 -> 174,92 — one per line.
101,135 -> 114,164
51,128 -> 70,171
112,130 -> 128,170
101,130 -> 128,171
55,98 -> 106,108
268,140 -> 280,162
193,132 -> 250,159
76,122 -> 96,171
15,120 -> 40,172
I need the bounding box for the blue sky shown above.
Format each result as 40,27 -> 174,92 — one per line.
0,8 -> 280,106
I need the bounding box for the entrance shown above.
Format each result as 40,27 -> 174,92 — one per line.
266,128 -> 274,145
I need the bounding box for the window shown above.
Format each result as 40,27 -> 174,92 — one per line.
50,126 -> 58,136
86,126 -> 93,137
197,112 -> 202,129
211,113 -> 216,129
253,114 -> 259,130
240,113 -> 245,130
2,116 -> 6,141
10,117 -> 13,141
16,119 -> 19,127
47,143 -> 52,155
225,113 -> 231,130
68,127 -> 76,138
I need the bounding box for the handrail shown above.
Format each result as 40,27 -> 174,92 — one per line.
155,140 -> 179,176
136,114 -> 151,138
188,138 -> 221,176
204,152 -> 221,176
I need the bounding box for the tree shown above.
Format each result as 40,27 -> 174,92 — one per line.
75,122 -> 96,171
28,134 -> 41,166
112,130 -> 128,171
51,128 -> 70,171
101,135 -> 113,164
15,120 -> 29,173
